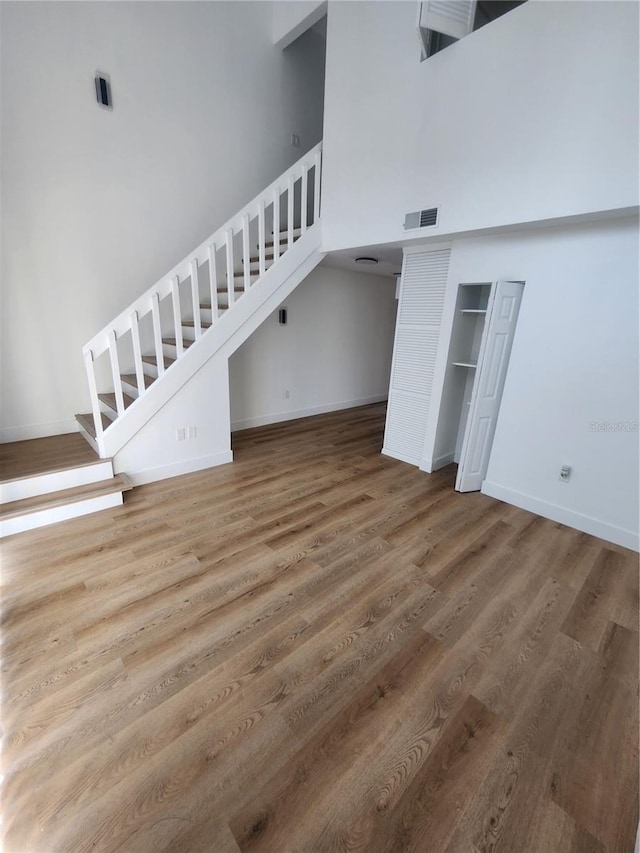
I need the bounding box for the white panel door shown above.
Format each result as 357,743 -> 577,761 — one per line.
383,249 -> 450,466
455,280 -> 524,492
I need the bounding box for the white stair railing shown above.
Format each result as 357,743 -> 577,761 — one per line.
82,143 -> 322,444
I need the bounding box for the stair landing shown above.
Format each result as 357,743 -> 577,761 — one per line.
0,433 -> 132,538
0,433 -> 99,482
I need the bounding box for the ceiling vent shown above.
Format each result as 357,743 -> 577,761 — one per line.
404,207 -> 439,230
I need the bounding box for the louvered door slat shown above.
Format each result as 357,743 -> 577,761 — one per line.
383,249 -> 451,466
419,0 -> 476,40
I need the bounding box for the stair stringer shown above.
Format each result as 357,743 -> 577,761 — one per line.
98,224 -> 325,459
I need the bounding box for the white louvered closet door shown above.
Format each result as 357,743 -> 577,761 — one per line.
382,249 -> 451,466
419,1 -> 476,40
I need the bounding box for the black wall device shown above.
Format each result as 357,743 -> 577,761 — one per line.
278,308 -> 287,325
95,74 -> 112,109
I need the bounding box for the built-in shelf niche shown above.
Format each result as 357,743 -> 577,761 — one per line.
435,282 -> 492,465
451,283 -> 491,370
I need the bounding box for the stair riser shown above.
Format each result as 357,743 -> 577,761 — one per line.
203,299 -> 240,314
99,401 -> 121,422
162,343 -> 180,360
181,326 -> 209,342
120,379 -> 142,399
0,491 -> 124,538
0,460 -> 115,503
99,402 -> 124,421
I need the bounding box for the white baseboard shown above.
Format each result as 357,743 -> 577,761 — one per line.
0,419 -> 79,443
381,446 -> 420,467
481,480 -> 639,552
231,396 -> 387,432
123,450 -> 234,486
420,452 -> 455,473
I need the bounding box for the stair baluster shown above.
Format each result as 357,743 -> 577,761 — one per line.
242,213 -> 251,292
151,292 -> 165,377
79,142 -> 322,456
130,310 -> 146,397
190,260 -> 202,340
287,174 -> 295,249
225,228 -> 235,308
208,242 -> 219,322
107,330 -> 126,415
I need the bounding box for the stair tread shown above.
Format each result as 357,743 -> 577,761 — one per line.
98,392 -> 136,410
247,254 -> 275,263
0,474 -> 133,520
264,235 -> 300,249
121,373 -> 155,389
182,320 -> 212,329
142,354 -> 175,369
216,287 -> 245,294
76,412 -> 112,439
162,337 -> 194,348
0,434 -> 103,484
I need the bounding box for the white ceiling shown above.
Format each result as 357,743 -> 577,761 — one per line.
322,245 -> 403,279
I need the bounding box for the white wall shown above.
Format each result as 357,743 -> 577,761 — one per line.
1,1 -> 326,440
113,358 -> 231,485
229,264 -> 396,430
273,0 -> 326,49
321,0 -> 639,252
281,22 -> 326,158
424,217 -> 639,550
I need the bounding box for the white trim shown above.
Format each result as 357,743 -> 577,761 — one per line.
121,450 -> 233,486
273,1 -> 327,50
232,396 -> 388,433
403,240 -> 452,257
420,452 -> 455,473
0,460 -> 114,503
481,480 -> 639,552
0,419 -> 79,443
0,491 -> 123,539
381,446 -> 423,467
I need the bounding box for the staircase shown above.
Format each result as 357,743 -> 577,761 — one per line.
0,435 -> 132,538
77,143 -> 324,459
0,146 -> 323,538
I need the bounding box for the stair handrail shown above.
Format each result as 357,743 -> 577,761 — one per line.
82,142 -> 322,443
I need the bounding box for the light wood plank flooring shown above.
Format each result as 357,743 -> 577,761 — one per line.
2,403 -> 638,852
0,433 -> 100,482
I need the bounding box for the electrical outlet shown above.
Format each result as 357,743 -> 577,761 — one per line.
176,428 -> 186,441
560,465 -> 571,481
291,133 -> 300,149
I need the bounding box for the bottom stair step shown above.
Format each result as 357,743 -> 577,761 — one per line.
0,474 -> 133,538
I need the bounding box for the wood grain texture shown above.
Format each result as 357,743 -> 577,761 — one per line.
1,403 -> 637,852
0,432 -> 101,482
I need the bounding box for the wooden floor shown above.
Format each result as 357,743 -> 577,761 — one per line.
2,404 -> 638,852
0,432 -> 99,482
